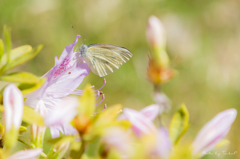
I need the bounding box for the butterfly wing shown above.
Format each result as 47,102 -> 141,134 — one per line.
84,44 -> 133,77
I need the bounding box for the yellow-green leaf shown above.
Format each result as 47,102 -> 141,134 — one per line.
0,45 -> 43,74
22,105 -> 44,126
0,122 -> 4,136
0,45 -> 32,67
47,135 -> 76,145
18,78 -> 45,95
3,25 -> 11,63
93,104 -> 122,127
0,72 -> 39,83
0,105 -> 4,112
0,39 -> 4,61
78,84 -> 95,117
169,104 -> 189,145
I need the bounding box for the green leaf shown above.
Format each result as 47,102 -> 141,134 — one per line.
22,105 -> 45,126
18,78 -> 45,95
3,25 -> 11,64
0,105 -> 4,112
93,104 -> 122,127
0,45 -> 32,67
0,45 -> 43,74
47,135 -> 76,145
4,127 -> 18,150
0,72 -> 39,83
169,104 -> 189,145
0,39 -> 4,61
0,123 -> 4,136
78,84 -> 95,117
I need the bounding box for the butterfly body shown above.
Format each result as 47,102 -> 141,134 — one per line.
78,44 -> 132,77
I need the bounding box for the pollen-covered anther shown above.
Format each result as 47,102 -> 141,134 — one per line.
95,91 -> 101,100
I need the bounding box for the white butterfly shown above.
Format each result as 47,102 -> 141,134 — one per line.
78,44 -> 133,77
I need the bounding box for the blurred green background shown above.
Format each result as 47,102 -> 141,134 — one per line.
1,0 -> 240,158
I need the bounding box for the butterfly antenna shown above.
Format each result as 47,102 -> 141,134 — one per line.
71,25 -> 84,43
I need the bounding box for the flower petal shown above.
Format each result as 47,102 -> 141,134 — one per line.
192,109 -> 237,155
155,128 -> 172,158
44,97 -> 78,126
140,104 -> 159,121
3,84 -> 23,132
123,108 -> 157,137
146,16 -> 166,47
8,148 -> 42,159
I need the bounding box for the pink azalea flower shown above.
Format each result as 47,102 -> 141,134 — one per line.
8,148 -> 42,159
192,109 -> 237,155
25,35 -> 105,138
102,127 -> 133,156
123,108 -> 171,158
44,96 -> 79,137
3,84 -> 23,132
118,104 -> 159,121
123,108 -> 157,137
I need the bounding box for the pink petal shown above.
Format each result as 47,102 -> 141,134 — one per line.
31,100 -> 47,140
44,97 -> 78,126
140,104 -> 159,121
192,109 -> 237,155
123,108 -> 157,137
103,127 -> 133,155
146,16 -> 166,47
155,128 -> 172,158
3,84 -> 23,132
8,148 -> 42,159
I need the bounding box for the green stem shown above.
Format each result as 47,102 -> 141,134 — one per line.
79,139 -> 86,158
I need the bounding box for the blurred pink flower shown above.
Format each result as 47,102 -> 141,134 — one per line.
3,84 -> 23,132
8,148 -> 42,159
123,108 -> 157,137
118,104 -> 159,121
151,128 -> 172,159
192,109 -> 237,155
146,16 -> 166,48
123,108 -> 171,158
102,127 -> 133,156
44,97 -> 79,137
25,35 -> 91,138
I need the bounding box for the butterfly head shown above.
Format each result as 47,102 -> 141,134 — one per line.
79,44 -> 88,58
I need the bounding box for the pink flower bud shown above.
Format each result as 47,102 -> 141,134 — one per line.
146,16 -> 166,48
3,84 -> 23,132
192,109 -> 237,155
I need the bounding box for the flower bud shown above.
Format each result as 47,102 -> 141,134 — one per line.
146,16 -> 169,68
3,84 -> 23,149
